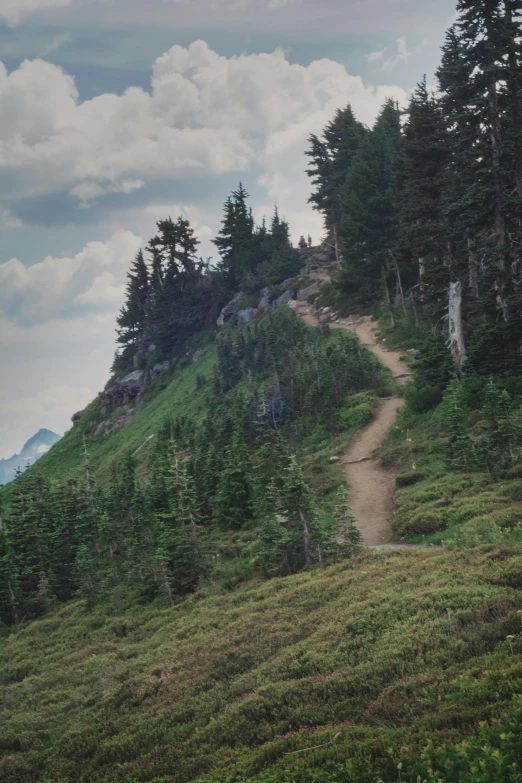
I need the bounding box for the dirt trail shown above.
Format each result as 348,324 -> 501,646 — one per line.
294,302 -> 409,547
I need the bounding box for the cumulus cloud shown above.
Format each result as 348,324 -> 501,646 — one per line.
0,42 -> 408,212
0,230 -> 142,325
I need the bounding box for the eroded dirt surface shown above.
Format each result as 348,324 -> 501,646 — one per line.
293,302 -> 410,546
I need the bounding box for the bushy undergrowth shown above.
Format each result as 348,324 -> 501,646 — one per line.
1,546 -> 522,783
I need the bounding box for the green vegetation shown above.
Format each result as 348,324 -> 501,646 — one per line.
0,309 -> 391,627
2,3 -> 522,781
1,547 -> 521,782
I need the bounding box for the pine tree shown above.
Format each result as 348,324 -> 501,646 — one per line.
116,250 -> 149,362
334,489 -> 363,559
437,2 -> 522,354
258,481 -> 292,577
306,105 -> 367,263
395,78 -> 449,307
213,426 -> 253,530
339,100 -> 402,290
280,455 -> 330,571
213,183 -> 256,291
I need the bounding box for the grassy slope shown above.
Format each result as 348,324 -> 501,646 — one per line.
1,547 -> 521,782
4,310 -> 522,781
21,347 -> 219,485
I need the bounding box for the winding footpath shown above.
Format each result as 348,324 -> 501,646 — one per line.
294,302 -> 412,548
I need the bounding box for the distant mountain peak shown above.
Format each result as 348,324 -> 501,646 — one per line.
0,429 -> 61,486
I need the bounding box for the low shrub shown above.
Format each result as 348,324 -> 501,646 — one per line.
449,516 -> 505,548
395,470 -> 426,488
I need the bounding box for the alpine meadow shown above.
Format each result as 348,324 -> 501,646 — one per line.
2,1 -> 522,782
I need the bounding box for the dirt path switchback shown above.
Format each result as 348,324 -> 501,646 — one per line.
293,303 -> 409,546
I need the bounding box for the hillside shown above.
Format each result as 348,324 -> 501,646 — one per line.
2,2 -> 522,780
1,546 -> 521,783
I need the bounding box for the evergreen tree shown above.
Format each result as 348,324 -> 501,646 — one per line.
395,78 -> 449,306
339,99 -> 402,291
213,183 -> 256,291
437,2 -> 522,356
213,426 -> 253,530
306,105 -> 367,263
116,250 -> 149,365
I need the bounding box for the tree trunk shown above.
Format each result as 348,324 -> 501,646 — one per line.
504,0 -> 522,200
467,233 -> 479,300
333,224 -> 340,267
390,252 -> 407,318
299,509 -> 310,568
382,267 -> 395,329
485,24 -> 507,262
7,579 -> 19,626
449,281 -> 466,373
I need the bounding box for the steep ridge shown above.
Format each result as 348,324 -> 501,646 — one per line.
293,302 -> 409,546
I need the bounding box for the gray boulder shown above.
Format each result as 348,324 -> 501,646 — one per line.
103,370 -> 145,407
236,307 -> 258,326
150,361 -> 171,381
258,295 -> 270,311
192,350 -> 203,363
273,290 -> 295,309
297,280 -> 321,301
217,292 -> 244,327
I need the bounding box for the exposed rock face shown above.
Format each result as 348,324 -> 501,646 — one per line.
297,244 -> 336,275
150,361 -> 171,381
236,307 -> 258,326
258,294 -> 270,311
71,410 -> 84,424
217,292 -> 244,327
273,290 -> 295,309
102,370 -> 145,407
192,350 -> 203,363
297,280 -> 322,301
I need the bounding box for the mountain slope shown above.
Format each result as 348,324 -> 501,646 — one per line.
0,546 -> 521,783
0,430 -> 61,486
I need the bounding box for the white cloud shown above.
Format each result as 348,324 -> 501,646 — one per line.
0,0 -> 72,25
1,211 -> 23,229
366,37 -> 410,72
45,30 -> 72,54
0,230 -> 142,325
0,42 -> 407,210
70,179 -> 145,207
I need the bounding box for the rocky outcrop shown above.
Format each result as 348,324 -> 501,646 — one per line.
297,280 -> 322,301
133,343 -> 157,369
273,289 -> 296,309
150,361 -> 172,381
297,244 -> 336,273
237,307 -> 258,326
217,292 -> 244,327
102,370 -> 146,408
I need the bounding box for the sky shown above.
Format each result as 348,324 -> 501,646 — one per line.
0,0 -> 457,459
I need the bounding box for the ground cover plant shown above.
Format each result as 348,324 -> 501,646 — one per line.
1,545 -> 522,783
